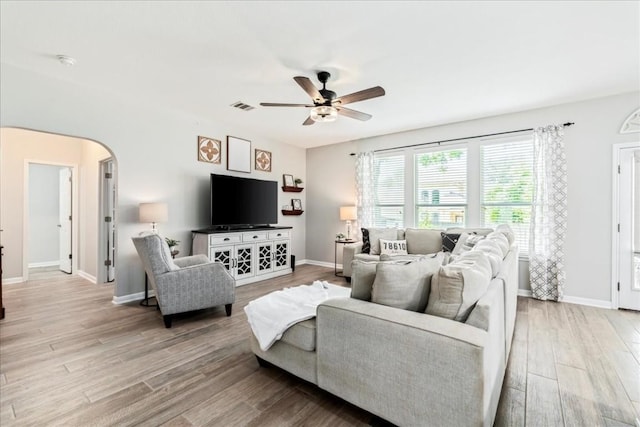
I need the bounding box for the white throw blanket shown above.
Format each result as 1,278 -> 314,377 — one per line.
244,280 -> 350,351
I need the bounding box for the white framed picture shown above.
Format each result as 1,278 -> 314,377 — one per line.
227,136 -> 251,173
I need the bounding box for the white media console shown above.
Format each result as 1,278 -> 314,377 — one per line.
192,227 -> 292,286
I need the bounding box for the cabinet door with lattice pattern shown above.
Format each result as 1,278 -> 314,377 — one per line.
210,245 -> 234,273
234,244 -> 255,280
256,242 -> 274,275
273,241 -> 290,271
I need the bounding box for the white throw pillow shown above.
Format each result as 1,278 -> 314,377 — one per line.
369,228 -> 400,255
379,239 -> 408,256
496,224 -> 516,245
472,239 -> 502,278
425,251 -> 492,322
486,231 -> 510,257
371,252 -> 445,312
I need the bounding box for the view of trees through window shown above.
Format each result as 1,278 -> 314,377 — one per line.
372,137 -> 534,251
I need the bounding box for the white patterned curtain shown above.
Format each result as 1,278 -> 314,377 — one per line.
529,125 -> 568,301
355,152 -> 375,229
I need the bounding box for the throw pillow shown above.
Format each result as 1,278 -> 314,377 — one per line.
361,228 -> 371,254
379,239 -> 408,255
471,239 -> 503,278
486,231 -> 510,257
369,228 -> 400,255
451,232 -> 484,256
350,260 -> 379,301
441,232 -> 461,252
496,224 -> 516,245
404,228 -> 444,254
425,251 -> 492,322
371,252 -> 445,312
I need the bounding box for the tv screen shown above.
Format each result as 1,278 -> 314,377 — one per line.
210,174 -> 278,227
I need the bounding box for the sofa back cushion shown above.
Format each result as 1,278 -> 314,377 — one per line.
425,250 -> 492,322
371,253 -> 444,311
472,239 -> 503,278
364,228 -> 401,255
404,228 -> 443,254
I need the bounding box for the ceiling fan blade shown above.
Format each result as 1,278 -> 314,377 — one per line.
303,116 -> 315,126
260,102 -> 314,107
336,106 -> 372,121
294,76 -> 325,103
334,86 -> 385,106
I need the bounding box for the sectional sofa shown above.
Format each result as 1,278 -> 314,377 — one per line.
249,226 -> 519,426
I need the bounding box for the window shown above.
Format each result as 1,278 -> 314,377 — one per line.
481,140 -> 533,250
415,148 -> 467,229
371,136 -> 534,254
373,154 -> 404,228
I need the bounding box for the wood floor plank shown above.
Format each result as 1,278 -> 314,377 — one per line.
2,266 -> 640,426
525,373 -> 564,426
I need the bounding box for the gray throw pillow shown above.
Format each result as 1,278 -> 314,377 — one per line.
404,228 -> 444,254
371,252 -> 444,312
425,251 -> 492,322
350,260 -> 379,301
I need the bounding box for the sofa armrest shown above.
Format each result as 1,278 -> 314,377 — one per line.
316,298 -> 504,427
342,242 -> 363,278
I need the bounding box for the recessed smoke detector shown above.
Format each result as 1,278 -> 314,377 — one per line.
56,55 -> 77,66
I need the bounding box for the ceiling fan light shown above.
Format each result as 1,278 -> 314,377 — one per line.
310,106 -> 338,122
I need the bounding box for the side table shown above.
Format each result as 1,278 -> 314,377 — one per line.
141,250 -> 179,307
334,239 -> 355,277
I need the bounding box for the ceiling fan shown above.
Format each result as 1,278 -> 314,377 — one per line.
260,71 -> 385,126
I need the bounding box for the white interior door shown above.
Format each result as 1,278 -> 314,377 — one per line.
619,147 -> 640,310
59,168 -> 72,273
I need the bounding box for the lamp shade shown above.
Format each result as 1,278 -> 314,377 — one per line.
139,203 -> 168,223
339,206 -> 357,221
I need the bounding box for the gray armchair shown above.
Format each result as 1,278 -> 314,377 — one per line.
132,233 -> 236,328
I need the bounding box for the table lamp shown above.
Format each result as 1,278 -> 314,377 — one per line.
139,202 -> 168,233
339,206 -> 357,241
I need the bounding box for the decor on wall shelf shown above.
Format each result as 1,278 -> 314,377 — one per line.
282,174 -> 303,192
255,149 -> 272,172
227,136 -> 251,173
294,178 -> 303,188
139,202 -> 168,233
198,136 -> 221,164
292,199 -> 302,211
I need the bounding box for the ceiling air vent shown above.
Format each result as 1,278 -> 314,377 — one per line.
230,101 -> 255,111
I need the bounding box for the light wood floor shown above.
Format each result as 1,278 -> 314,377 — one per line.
1,266 -> 639,426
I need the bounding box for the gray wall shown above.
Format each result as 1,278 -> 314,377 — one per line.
306,91 -> 640,304
1,63 -> 306,298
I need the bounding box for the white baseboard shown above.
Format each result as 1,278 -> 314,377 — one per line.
77,270 -> 97,284
517,289 -> 612,309
28,261 -> 60,268
112,290 -> 154,305
2,277 -> 24,285
304,260 -> 335,269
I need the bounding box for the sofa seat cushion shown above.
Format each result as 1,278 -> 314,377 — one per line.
280,318 -> 317,351
405,228 -> 443,254
426,250 -> 492,322
354,253 -> 381,262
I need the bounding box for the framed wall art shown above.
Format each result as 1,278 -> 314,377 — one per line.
255,149 -> 272,172
227,136 -> 251,173
292,198 -> 302,210
197,136 -> 221,164
283,174 -> 294,187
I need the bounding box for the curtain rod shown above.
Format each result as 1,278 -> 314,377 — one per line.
349,122 -> 575,156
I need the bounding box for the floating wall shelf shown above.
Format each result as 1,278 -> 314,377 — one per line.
281,209 -> 304,216
282,186 -> 303,193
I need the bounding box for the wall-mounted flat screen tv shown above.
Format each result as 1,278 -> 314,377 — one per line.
210,174 -> 278,228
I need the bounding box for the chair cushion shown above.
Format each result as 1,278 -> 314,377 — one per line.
426,250 -> 492,322
404,228 -> 443,254
371,252 -> 445,312
280,319 -> 317,351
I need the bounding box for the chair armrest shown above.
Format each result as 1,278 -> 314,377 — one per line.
155,262 -> 235,315
342,241 -> 364,277
173,254 -> 210,268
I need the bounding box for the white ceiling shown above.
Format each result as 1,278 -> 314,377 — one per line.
1,1 -> 638,148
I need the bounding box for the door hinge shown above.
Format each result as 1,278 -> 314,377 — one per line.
618,164 -> 621,174
105,172 -> 113,179
618,223 -> 621,232
68,215 -> 72,221
105,216 -> 112,223
68,254 -> 72,260
617,282 -> 620,291
104,260 -> 112,266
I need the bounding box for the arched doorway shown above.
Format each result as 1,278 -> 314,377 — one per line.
0,127 -> 118,286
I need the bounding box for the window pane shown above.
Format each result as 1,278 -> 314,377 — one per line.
482,139 -> 533,251
374,154 -> 404,227
416,148 -> 467,206
417,206 -> 466,229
